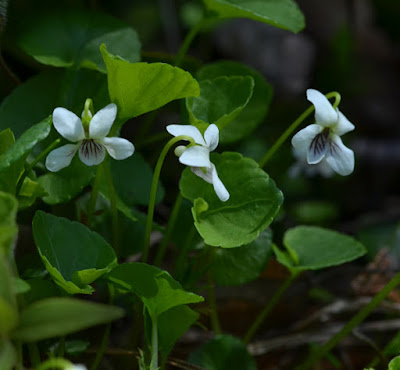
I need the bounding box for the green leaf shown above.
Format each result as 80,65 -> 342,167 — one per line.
180,152 -> 283,248
109,153 -> 164,206
158,305 -> 199,359
0,69 -> 109,138
197,61 -> 273,143
274,226 -> 367,272
32,211 -> 117,295
389,356 -> 400,370
13,278 -> 30,295
18,11 -> 141,72
211,229 -> 272,286
0,257 -> 18,335
18,177 -> 46,209
0,117 -> 51,194
37,156 -> 95,205
12,297 -> 124,342
0,341 -> 16,370
0,129 -> 14,155
0,117 -> 51,172
0,192 -> 18,256
203,0 -> 305,33
101,44 -> 200,123
186,76 -> 254,132
189,334 -> 256,370
106,263 -> 204,319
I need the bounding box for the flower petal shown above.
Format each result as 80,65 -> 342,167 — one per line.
78,140 -> 106,166
204,124 -> 219,151
210,164 -> 230,202
166,125 -> 206,146
333,110 -> 355,136
179,145 -> 210,167
307,130 -> 330,164
325,135 -> 355,175
89,103 -> 117,139
53,108 -> 85,142
306,89 -> 338,128
292,124 -> 323,155
191,166 -> 213,184
45,144 -> 79,172
100,137 -> 135,160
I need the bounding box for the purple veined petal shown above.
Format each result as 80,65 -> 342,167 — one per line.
325,135 -> 355,176
210,163 -> 230,202
166,125 -> 206,146
78,139 -> 106,166
191,166 -> 213,184
99,137 -> 134,160
307,129 -> 330,164
45,143 -> 79,172
179,145 -> 210,167
306,89 -> 338,128
204,124 -> 219,151
333,110 -> 355,136
292,124 -> 323,160
89,103 -> 117,139
53,108 -> 85,142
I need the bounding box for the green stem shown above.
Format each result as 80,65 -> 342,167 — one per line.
28,343 -> 41,367
207,272 -> 221,335
154,193 -> 183,266
58,336 -> 65,358
149,316 -> 158,370
15,138 -> 61,195
297,270 -> 400,370
142,135 -> 195,263
258,92 -> 341,168
90,284 -> 115,370
87,164 -> 103,227
243,272 -> 299,344
175,18 -> 206,67
36,357 -> 73,370
103,159 -> 120,254
174,225 -> 196,280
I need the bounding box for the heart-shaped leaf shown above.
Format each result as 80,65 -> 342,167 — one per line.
203,0 -> 305,33
18,10 -> 141,72
186,76 -> 254,132
101,44 -> 200,124
211,229 -> 272,286
106,263 -> 204,319
32,211 -> 117,294
197,61 -> 273,143
180,152 -> 283,248
274,226 -> 367,273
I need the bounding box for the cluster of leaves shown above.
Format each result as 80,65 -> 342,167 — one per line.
0,0 -> 373,369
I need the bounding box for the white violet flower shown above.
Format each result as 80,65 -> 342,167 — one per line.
46,103 -> 134,172
66,365 -> 87,370
291,89 -> 355,176
166,124 -> 230,202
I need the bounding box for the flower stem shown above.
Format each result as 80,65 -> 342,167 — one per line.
243,271 -> 299,344
103,159 -> 120,254
150,316 -> 159,370
154,192 -> 183,266
175,18 -> 206,67
15,138 -> 61,196
142,135 -> 195,263
90,284 -> 115,370
297,270 -> 400,370
87,164 -> 103,227
258,91 -> 341,168
207,272 -> 221,335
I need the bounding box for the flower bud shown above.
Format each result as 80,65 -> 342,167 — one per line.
174,145 -> 187,157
